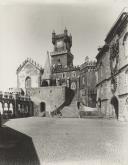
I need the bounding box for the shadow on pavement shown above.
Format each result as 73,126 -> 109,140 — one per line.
0,126 -> 40,165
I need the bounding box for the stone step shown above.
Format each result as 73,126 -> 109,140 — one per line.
61,106 -> 79,118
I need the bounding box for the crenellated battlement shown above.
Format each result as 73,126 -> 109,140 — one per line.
0,91 -> 31,101
52,65 -> 80,73
80,57 -> 96,71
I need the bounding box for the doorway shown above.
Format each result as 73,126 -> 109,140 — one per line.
40,102 -> 45,112
111,96 -> 119,119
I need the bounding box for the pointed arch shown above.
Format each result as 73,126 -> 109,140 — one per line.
9,103 -> 14,113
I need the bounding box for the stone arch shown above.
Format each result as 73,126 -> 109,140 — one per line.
41,80 -> 48,87
0,102 -> 3,114
110,96 -> 119,119
4,102 -> 8,111
25,76 -> 31,88
9,103 -> 14,113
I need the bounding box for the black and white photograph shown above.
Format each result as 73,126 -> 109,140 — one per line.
0,0 -> 128,164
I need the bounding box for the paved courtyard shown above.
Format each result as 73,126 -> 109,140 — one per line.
0,117 -> 128,165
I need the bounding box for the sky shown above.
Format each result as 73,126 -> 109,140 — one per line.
0,0 -> 128,91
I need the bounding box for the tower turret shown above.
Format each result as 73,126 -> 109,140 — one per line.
50,28 -> 74,69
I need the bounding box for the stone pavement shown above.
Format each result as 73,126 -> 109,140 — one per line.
1,117 -> 128,165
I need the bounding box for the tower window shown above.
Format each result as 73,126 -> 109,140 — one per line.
72,71 -> 76,77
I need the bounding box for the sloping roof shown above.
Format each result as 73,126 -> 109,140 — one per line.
16,58 -> 43,73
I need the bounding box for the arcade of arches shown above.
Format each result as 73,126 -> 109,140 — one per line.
0,93 -> 33,118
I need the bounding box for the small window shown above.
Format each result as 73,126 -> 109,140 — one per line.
72,71 -> 76,77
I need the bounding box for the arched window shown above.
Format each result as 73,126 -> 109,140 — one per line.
25,76 -> 31,88
72,71 -> 76,77
123,32 -> 128,57
82,77 -> 85,85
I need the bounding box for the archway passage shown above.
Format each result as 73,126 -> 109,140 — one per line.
111,96 -> 119,119
41,80 -> 48,87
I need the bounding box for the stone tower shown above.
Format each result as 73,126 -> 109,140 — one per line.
50,28 -> 74,69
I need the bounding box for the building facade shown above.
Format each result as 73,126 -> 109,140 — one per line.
1,28 -> 97,117
80,57 -> 97,107
96,10 -> 128,121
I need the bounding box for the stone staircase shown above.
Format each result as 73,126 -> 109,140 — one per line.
51,88 -> 101,119
61,100 -> 79,118
79,106 -> 102,119
60,98 -> 102,118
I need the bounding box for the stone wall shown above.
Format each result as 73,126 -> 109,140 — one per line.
26,86 -> 65,116
97,50 -> 111,85
96,12 -> 128,120
51,53 -> 68,67
118,26 -> 128,70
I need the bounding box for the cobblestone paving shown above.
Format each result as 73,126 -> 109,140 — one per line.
2,117 -> 128,165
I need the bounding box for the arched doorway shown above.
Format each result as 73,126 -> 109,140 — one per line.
111,96 -> 119,119
40,102 -> 45,112
40,102 -> 45,117
41,80 -> 48,87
